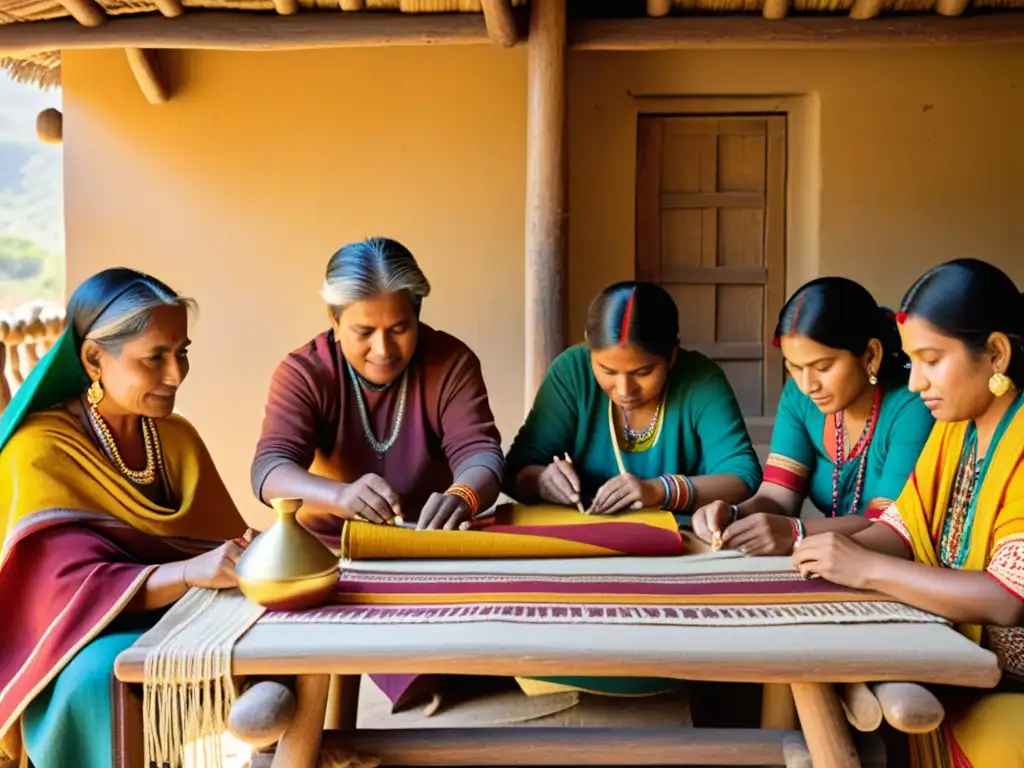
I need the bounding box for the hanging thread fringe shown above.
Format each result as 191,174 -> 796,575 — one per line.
142,589 -> 265,768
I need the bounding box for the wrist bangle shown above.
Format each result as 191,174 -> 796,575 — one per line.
729,505 -> 740,523
791,518 -> 806,548
446,484 -> 481,516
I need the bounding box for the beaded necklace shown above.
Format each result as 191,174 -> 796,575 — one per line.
829,386 -> 881,518
939,431 -> 981,569
347,360 -> 409,458
621,399 -> 663,451
84,398 -> 167,487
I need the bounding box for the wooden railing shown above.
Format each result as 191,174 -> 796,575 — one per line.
0,301 -> 66,415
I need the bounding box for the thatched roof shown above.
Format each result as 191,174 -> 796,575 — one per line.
3,0 -> 1024,88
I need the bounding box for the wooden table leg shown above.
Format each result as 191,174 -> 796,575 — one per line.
762,683 -> 798,729
271,674 -> 330,768
111,679 -> 144,768
791,682 -> 862,768
324,674 -> 361,730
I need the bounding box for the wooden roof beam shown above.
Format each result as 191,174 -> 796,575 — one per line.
569,14 -> 1024,48
0,12 -> 492,56
57,0 -> 105,27
480,0 -> 517,45
125,47 -> 170,103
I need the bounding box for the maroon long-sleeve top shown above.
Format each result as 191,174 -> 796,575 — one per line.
251,324 -> 504,522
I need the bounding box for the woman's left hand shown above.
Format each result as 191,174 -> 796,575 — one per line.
587,475 -> 661,515
418,492 -> 472,530
791,532 -> 879,589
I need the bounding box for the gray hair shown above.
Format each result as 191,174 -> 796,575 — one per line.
321,237 -> 431,318
68,268 -> 195,355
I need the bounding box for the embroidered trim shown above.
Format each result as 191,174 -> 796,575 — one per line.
876,505 -> 913,549
987,625 -> 1024,680
864,498 -> 895,520
764,454 -> 809,492
264,600 -> 946,628
986,536 -> 1024,603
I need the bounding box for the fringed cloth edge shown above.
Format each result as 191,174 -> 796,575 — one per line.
139,588 -> 264,768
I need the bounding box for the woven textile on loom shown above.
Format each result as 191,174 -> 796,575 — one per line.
340,505 -> 686,559
265,555 -> 947,628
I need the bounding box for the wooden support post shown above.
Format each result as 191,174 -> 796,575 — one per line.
480,0 -> 517,45
125,48 -> 171,104
791,683 -> 862,768
523,0 -> 566,408
271,674 -> 330,768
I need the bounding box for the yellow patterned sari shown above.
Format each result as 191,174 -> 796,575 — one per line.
878,397 -> 1024,768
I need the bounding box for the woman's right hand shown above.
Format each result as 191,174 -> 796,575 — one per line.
334,474 -> 402,524
537,457 -> 582,507
691,501 -> 736,544
183,540 -> 246,590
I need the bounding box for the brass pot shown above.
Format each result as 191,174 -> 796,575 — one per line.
236,498 -> 339,610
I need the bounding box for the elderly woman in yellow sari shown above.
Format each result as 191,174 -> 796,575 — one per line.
0,268 -> 247,768
793,258 -> 1024,768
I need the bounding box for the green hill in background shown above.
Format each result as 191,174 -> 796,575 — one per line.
0,73 -> 64,311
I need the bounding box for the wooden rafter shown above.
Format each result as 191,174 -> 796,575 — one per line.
57,0 -> 105,27
125,47 -> 170,103
569,14 -> 1024,48
936,0 -> 970,15
273,0 -> 299,15
154,0 -> 185,18
479,0 -> 517,45
762,0 -> 790,20
849,0 -> 884,20
646,0 -> 672,17
340,0 -> 366,10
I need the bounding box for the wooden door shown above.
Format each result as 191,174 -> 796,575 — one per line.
636,115 -> 786,441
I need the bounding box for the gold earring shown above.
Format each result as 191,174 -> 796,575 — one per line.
86,379 -> 105,407
868,372 -> 878,386
989,372 -> 1012,398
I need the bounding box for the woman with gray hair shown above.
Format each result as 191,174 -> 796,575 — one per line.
251,236 -> 504,540
0,268 -> 248,768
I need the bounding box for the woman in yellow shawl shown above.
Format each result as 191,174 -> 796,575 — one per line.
0,268 -> 247,767
793,258 -> 1024,768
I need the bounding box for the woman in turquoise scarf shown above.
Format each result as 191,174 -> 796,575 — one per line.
692,277 -> 934,556
504,281 -> 762,697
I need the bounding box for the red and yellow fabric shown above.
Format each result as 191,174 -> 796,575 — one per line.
0,410 -> 245,762
880,401 -> 1024,768
340,504 -> 686,560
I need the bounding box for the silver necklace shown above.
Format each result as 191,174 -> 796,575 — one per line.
621,400 -> 662,447
347,360 -> 409,458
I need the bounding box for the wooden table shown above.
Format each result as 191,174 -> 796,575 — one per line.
115,553 -> 1002,768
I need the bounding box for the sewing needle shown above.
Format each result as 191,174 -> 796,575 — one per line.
560,453 -> 587,514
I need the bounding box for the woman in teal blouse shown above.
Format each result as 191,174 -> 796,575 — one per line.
692,277 -> 934,556
504,280 -> 762,698
506,280 -> 762,527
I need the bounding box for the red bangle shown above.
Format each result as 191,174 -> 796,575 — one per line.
446,484 -> 480,515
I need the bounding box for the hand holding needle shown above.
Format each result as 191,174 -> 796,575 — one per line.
556,453 -> 586,513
